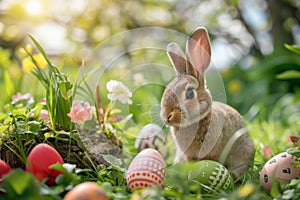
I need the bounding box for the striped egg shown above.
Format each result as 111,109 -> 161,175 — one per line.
188,160 -> 232,193
134,124 -> 167,156
126,148 -> 166,191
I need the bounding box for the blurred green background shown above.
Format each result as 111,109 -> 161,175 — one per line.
0,0 -> 300,125
1,2 -> 300,199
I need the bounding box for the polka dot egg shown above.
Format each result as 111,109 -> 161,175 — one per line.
260,152 -> 300,192
188,160 -> 232,193
126,148 -> 166,191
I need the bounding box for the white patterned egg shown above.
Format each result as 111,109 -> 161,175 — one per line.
188,160 -> 232,193
135,124 -> 167,156
260,152 -> 300,192
126,148 -> 166,191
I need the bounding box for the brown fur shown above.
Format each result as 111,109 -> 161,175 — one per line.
160,27 -> 254,178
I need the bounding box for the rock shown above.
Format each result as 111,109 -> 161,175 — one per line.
77,129 -> 122,166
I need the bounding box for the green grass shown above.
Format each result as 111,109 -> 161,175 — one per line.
0,41 -> 300,200
1,93 -> 299,199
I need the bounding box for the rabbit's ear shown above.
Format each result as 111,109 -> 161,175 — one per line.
186,27 -> 211,78
167,42 -> 187,76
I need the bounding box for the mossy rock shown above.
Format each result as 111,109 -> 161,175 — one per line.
0,129 -> 122,169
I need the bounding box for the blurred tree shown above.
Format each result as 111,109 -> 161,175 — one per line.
0,0 -> 299,59
267,0 -> 298,54
0,0 -> 299,117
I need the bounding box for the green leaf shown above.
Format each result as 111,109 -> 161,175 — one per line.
286,148 -> 300,158
49,163 -> 69,174
288,179 -> 300,187
1,170 -> 42,199
3,117 -> 12,125
44,132 -> 52,138
103,154 -> 123,167
12,108 -> 27,117
4,70 -> 15,98
0,124 -> 9,132
8,172 -> 32,194
28,34 -> 53,68
58,80 -> 73,100
0,112 -> 7,121
285,44 -> 300,55
282,189 -> 295,199
27,121 -> 41,133
31,64 -> 48,87
49,163 -> 81,187
276,70 -> 300,79
270,179 -> 281,198
31,104 -> 43,119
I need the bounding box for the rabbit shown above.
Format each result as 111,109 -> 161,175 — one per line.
160,27 -> 255,179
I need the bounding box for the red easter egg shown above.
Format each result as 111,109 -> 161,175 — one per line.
0,159 -> 11,183
26,143 -> 64,185
126,148 -> 166,191
260,152 -> 300,192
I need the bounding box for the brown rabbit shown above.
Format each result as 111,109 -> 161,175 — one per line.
160,27 -> 254,178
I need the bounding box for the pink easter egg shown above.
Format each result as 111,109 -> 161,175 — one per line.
260,152 -> 300,192
126,148 -> 166,191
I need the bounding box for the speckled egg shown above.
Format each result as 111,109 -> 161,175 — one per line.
126,148 -> 166,191
188,160 -> 232,193
135,124 -> 167,156
260,152 -> 300,192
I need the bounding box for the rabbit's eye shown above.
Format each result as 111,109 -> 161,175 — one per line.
185,87 -> 194,99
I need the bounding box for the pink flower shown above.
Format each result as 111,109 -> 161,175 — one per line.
67,101 -> 95,123
39,98 -> 46,106
39,109 -> 49,120
12,92 -> 34,104
287,134 -> 300,148
263,146 -> 272,157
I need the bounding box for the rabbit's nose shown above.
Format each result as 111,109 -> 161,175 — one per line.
162,112 -> 172,125
167,112 -> 174,122
166,112 -> 176,125
167,113 -> 173,122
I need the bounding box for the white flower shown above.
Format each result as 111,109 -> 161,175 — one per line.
62,163 -> 76,172
106,80 -> 132,104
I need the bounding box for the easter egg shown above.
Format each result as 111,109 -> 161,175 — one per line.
188,160 -> 232,193
64,182 -> 109,200
26,143 -> 64,185
135,124 -> 167,156
126,148 -> 166,191
260,152 -> 300,192
0,159 -> 11,183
